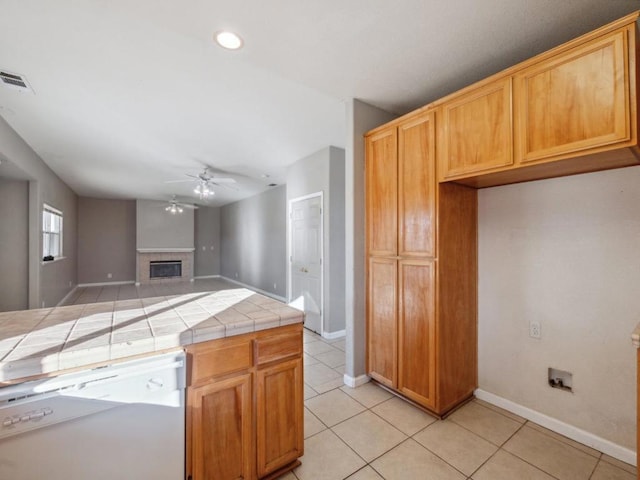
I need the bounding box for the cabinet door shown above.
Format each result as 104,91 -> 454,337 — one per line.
189,373 -> 252,480
398,259 -> 436,409
439,77 -> 514,180
256,358 -> 303,478
366,257 -> 397,387
515,29 -> 630,164
366,127 -> 398,256
398,112 -> 436,258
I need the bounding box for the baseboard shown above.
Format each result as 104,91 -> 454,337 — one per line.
343,374 -> 370,388
193,275 -> 222,280
475,389 -> 637,466
219,276 -> 287,303
322,329 -> 346,340
76,281 -> 136,287
56,285 -> 78,307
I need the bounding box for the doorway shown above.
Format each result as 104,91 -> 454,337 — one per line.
288,193 -> 323,335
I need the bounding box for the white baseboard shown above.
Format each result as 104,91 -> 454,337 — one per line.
219,276 -> 287,303
77,281 -> 136,287
343,374 -> 370,388
56,285 -> 78,307
193,275 -> 222,280
475,389 -> 637,466
322,329 -> 346,340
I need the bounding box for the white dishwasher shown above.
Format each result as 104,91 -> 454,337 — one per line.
0,351 -> 186,480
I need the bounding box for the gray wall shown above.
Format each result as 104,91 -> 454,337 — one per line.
344,99 -> 396,382
0,179 -> 29,311
0,116 -> 78,309
478,166 -> 640,451
287,146 -> 346,335
194,206 -> 221,277
136,199 -> 194,249
221,186 -> 286,298
78,197 -> 136,284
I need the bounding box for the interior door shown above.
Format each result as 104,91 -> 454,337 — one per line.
290,194 -> 323,334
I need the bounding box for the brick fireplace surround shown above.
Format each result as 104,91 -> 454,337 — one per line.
136,248 -> 194,285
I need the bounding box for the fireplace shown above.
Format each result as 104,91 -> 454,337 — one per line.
136,248 -> 194,285
150,260 -> 182,279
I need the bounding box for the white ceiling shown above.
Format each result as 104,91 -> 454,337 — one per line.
0,0 -> 637,206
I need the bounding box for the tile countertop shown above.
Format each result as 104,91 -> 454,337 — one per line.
0,288 -> 304,384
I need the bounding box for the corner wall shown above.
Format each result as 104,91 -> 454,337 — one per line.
287,146 -> 346,335
478,166 -> 640,450
0,116 -> 77,308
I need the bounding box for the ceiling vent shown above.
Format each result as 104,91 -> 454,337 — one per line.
0,70 -> 33,93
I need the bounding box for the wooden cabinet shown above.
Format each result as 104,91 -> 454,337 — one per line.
189,374 -> 253,480
438,78 -> 514,181
186,324 -> 303,480
256,358 -> 303,478
365,110 -> 477,417
515,29 -> 631,164
436,12 -> 640,188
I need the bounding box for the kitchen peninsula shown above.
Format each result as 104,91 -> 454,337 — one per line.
0,288 -> 305,480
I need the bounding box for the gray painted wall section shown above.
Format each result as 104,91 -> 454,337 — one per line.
194,206 -> 221,277
0,116 -> 78,308
221,186 -> 286,298
78,197 -> 136,284
136,199 -> 194,249
286,146 -> 346,335
344,99 -> 396,382
0,179 -> 29,311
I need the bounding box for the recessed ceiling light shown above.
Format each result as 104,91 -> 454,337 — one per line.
215,31 -> 243,50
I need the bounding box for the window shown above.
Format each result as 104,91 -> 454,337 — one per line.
43,205 -> 63,260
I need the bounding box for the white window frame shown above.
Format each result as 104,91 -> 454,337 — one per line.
42,204 -> 63,261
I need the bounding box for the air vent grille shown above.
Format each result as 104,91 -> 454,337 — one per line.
0,70 -> 33,93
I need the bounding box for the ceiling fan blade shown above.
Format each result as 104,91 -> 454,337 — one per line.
177,203 -> 198,209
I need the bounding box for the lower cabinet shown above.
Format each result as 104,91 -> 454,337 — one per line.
185,324 -> 304,480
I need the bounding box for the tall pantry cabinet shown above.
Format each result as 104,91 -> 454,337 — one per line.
365,110 -> 478,416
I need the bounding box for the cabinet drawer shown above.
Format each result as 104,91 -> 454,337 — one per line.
189,339 -> 252,384
255,331 -> 302,366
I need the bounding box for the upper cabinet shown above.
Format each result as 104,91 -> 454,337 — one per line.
515,29 -> 630,164
438,77 -> 513,181
436,12 -> 640,187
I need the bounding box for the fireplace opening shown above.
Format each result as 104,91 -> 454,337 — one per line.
150,260 -> 182,279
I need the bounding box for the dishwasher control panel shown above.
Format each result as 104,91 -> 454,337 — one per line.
3,407 -> 53,428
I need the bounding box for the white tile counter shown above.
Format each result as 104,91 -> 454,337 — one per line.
0,288 -> 303,383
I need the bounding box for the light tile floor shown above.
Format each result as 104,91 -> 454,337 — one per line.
283,329 -> 637,480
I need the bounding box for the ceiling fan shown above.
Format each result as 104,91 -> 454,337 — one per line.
164,196 -> 198,214
165,167 -> 237,199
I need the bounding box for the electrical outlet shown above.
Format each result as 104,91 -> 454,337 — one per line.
529,321 -> 541,339
107,273 -> 112,279
235,272 -> 238,278
273,283 -> 277,290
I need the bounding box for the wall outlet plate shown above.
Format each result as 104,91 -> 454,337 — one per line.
529,321 -> 541,338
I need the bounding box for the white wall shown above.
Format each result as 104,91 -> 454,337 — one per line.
478,166 -> 640,450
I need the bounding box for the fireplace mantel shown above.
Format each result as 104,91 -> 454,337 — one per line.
137,248 -> 195,253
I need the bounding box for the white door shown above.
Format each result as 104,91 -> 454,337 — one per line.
289,194 -> 323,334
